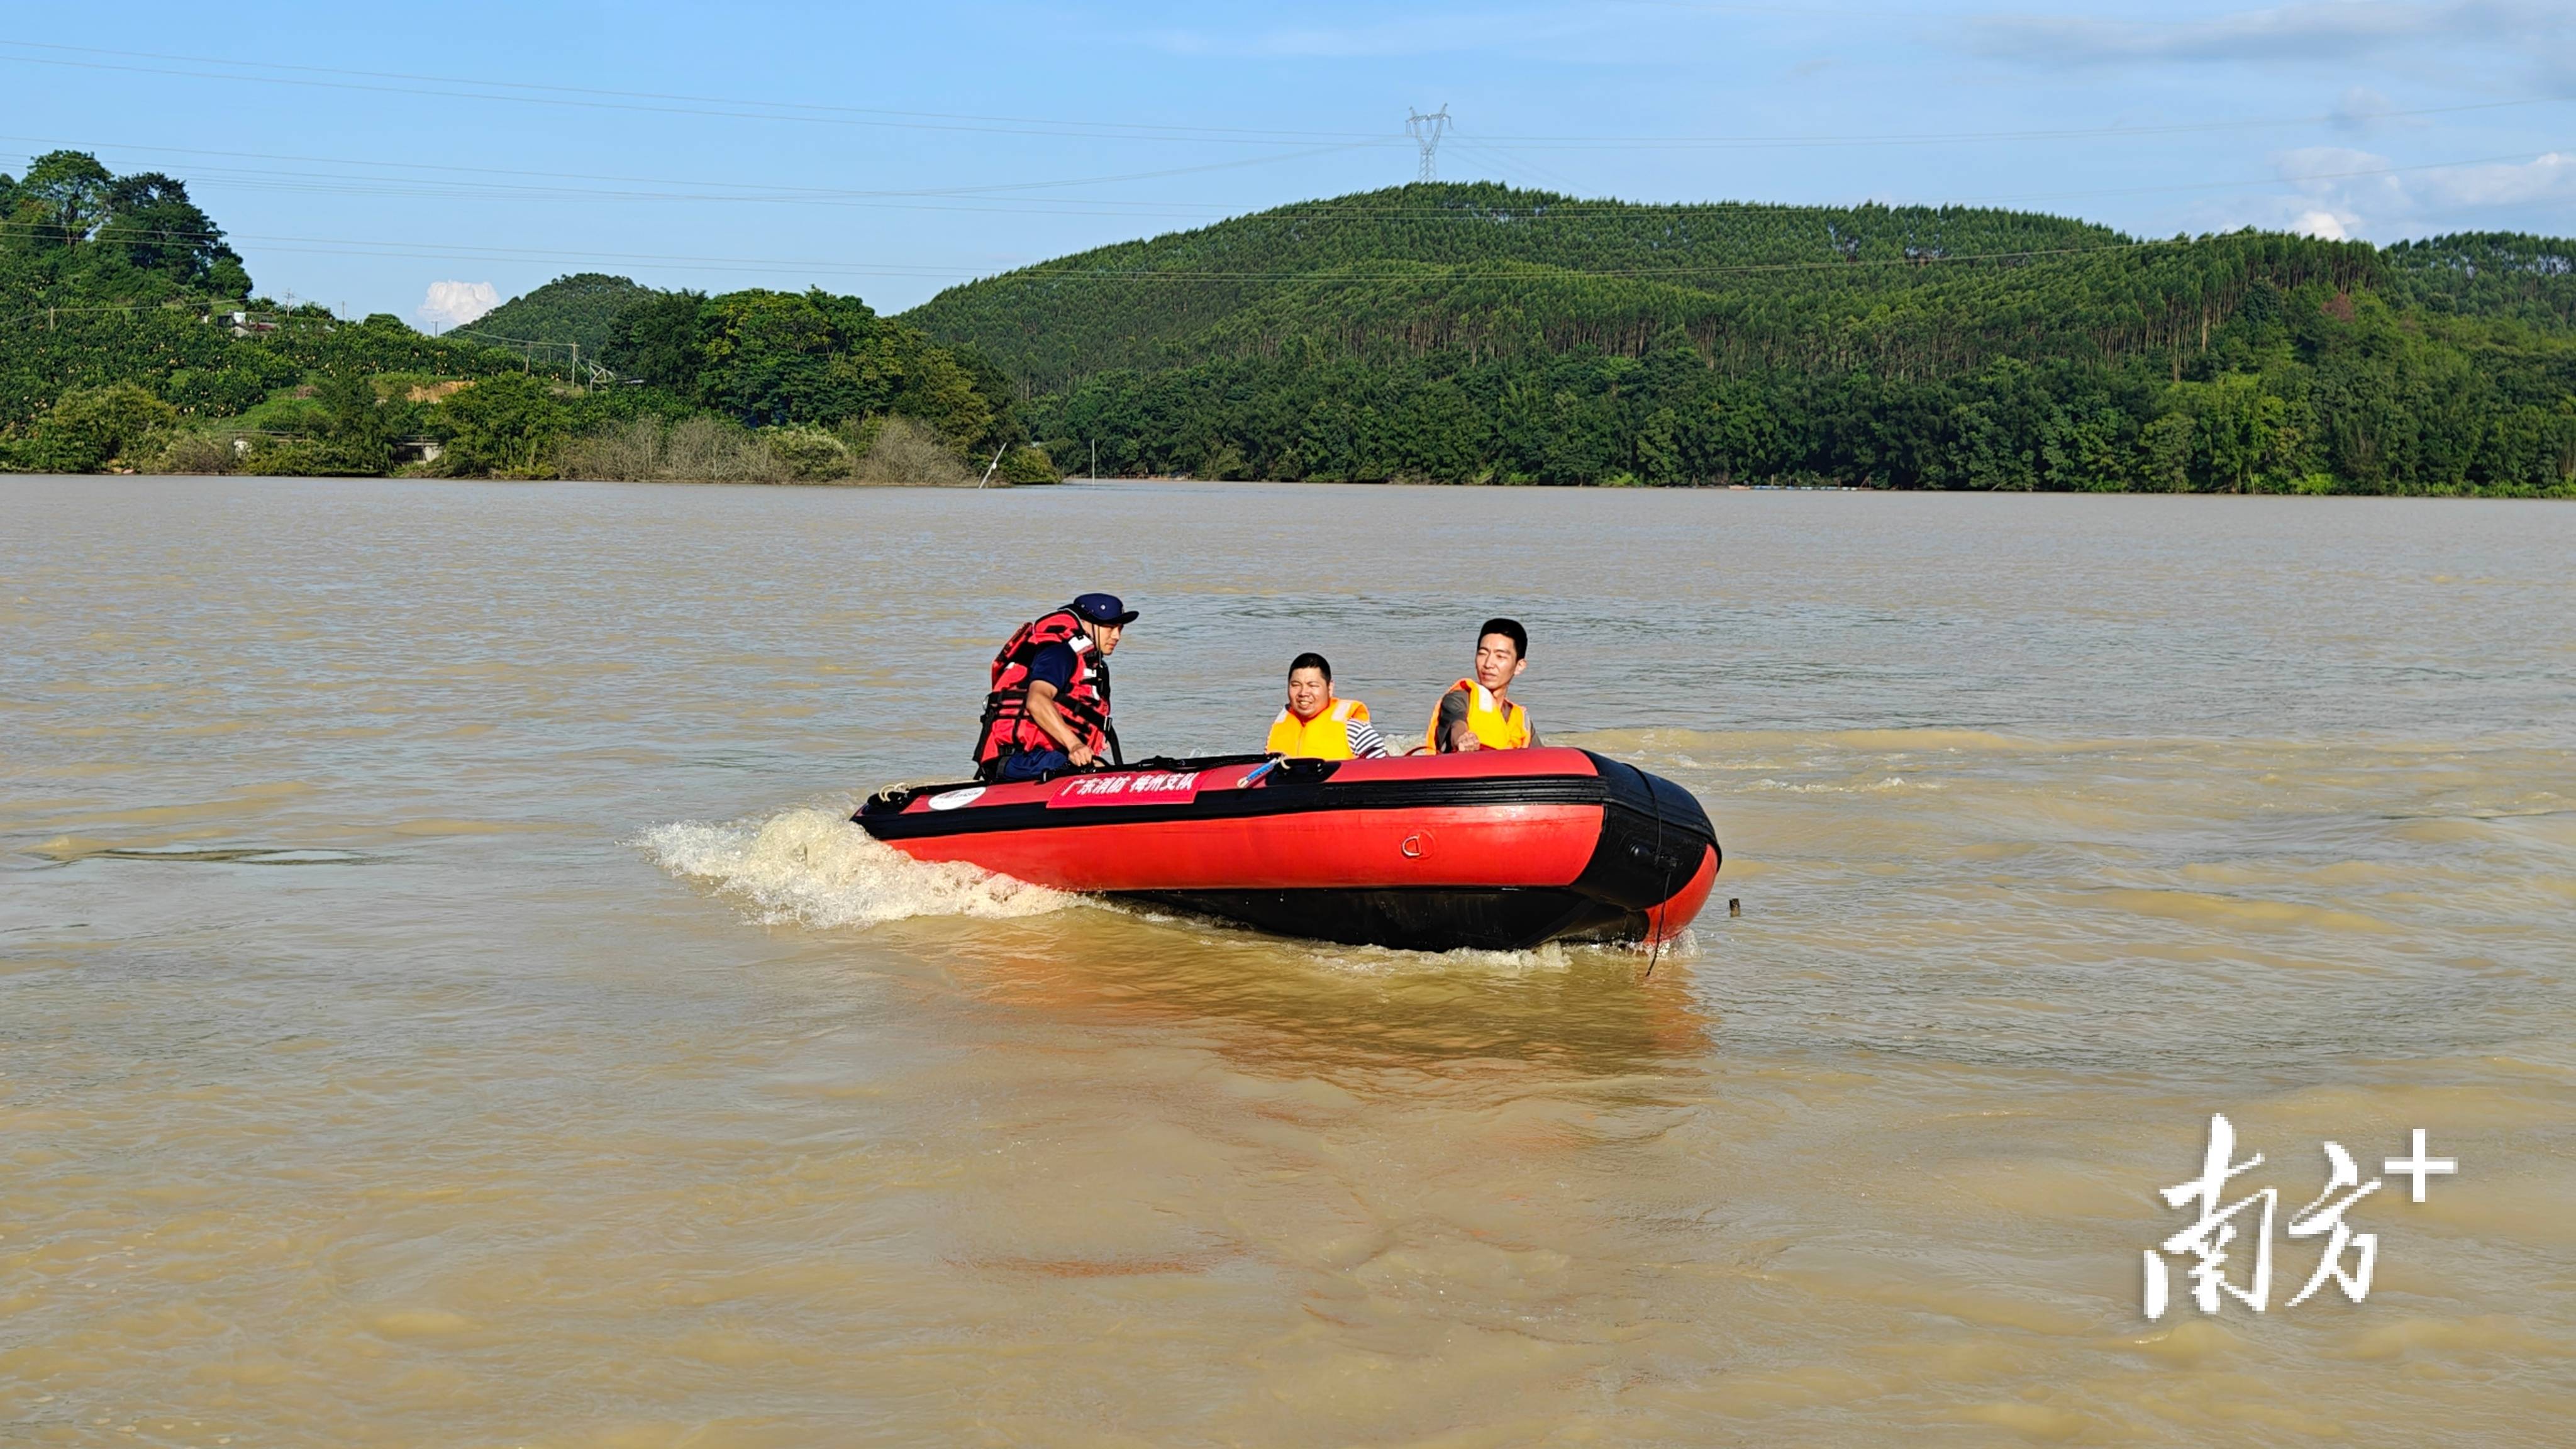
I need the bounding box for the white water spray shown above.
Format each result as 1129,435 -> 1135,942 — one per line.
640,807 -> 1072,929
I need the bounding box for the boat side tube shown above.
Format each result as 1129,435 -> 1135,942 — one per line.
853,748 -> 1719,950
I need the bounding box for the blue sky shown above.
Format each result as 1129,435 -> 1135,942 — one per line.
6,2 -> 2573,325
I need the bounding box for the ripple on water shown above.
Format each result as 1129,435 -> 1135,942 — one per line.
27,839 -> 378,867
8,480 -> 2573,1447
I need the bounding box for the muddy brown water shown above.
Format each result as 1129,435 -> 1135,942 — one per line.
4,476 -> 2572,1446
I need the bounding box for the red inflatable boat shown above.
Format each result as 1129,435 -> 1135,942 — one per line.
853,747 -> 1719,951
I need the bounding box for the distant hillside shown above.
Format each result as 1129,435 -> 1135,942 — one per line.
1,153 -> 1037,481
460,272 -> 663,360
901,184 -> 2131,391
2381,233 -> 2576,328
9,152 -> 2568,494
897,182 -> 2576,494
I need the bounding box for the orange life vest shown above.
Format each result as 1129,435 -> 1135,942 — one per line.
1424,680 -> 1531,753
1266,697 -> 1371,760
974,608 -> 1112,776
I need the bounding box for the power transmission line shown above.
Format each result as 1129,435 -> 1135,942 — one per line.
1407,106 -> 1453,183
0,39 -> 1391,141
6,140 -> 2544,300
0,42 -> 1387,147
0,133 -> 1380,218
1442,138 -> 1591,196
13,139 -> 2540,232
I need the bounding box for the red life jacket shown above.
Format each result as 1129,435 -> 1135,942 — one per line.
974,607 -> 1114,777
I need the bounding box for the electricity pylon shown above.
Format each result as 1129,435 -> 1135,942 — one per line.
1406,106 -> 1452,183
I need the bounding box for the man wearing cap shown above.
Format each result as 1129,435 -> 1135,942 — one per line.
972,593 -> 1138,782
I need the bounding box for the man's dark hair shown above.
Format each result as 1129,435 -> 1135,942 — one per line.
1288,651 -> 1333,682
1478,618 -> 1528,660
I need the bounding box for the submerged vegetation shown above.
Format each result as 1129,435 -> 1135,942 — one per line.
5,153 -> 2570,494
558,414 -> 985,486
0,151 -> 1052,484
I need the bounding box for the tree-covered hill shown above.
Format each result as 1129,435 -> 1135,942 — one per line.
458,272 -> 661,361
899,184 -> 2576,493
2380,233 -> 2576,328
1,149 -> 252,313
1,152 -> 1043,481
902,185 -> 2131,391
8,153 -> 2570,493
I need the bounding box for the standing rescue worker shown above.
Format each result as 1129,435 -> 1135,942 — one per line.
974,593 -> 1137,782
1265,652 -> 1389,760
1426,618 -> 1539,753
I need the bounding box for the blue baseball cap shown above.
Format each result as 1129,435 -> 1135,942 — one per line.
1072,592 -> 1138,626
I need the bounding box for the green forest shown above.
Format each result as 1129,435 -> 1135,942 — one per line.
0,151 -> 1050,483
7,150 -> 2573,493
906,184 -> 2576,493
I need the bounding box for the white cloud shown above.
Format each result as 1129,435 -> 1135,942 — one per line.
2417,150 -> 2576,206
2262,145 -> 2405,233
2224,145 -> 2576,238
2182,147 -> 2389,237
417,280 -> 499,330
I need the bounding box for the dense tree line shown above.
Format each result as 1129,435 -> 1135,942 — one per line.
1030,291 -> 2571,492
9,155 -> 2570,493
601,286 -> 1011,445
1,149 -> 251,305
909,183 -> 2576,494
0,152 -> 1041,480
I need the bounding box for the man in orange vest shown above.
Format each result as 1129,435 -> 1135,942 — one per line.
1266,653 -> 1389,759
1426,618 -> 1538,753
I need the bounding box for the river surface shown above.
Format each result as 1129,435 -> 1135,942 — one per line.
4,476 -> 2572,1446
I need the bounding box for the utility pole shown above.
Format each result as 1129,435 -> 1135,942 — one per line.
1406,106 -> 1452,183
1089,438 -> 1097,480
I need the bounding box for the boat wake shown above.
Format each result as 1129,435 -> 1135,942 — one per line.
640,806 -> 1072,929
